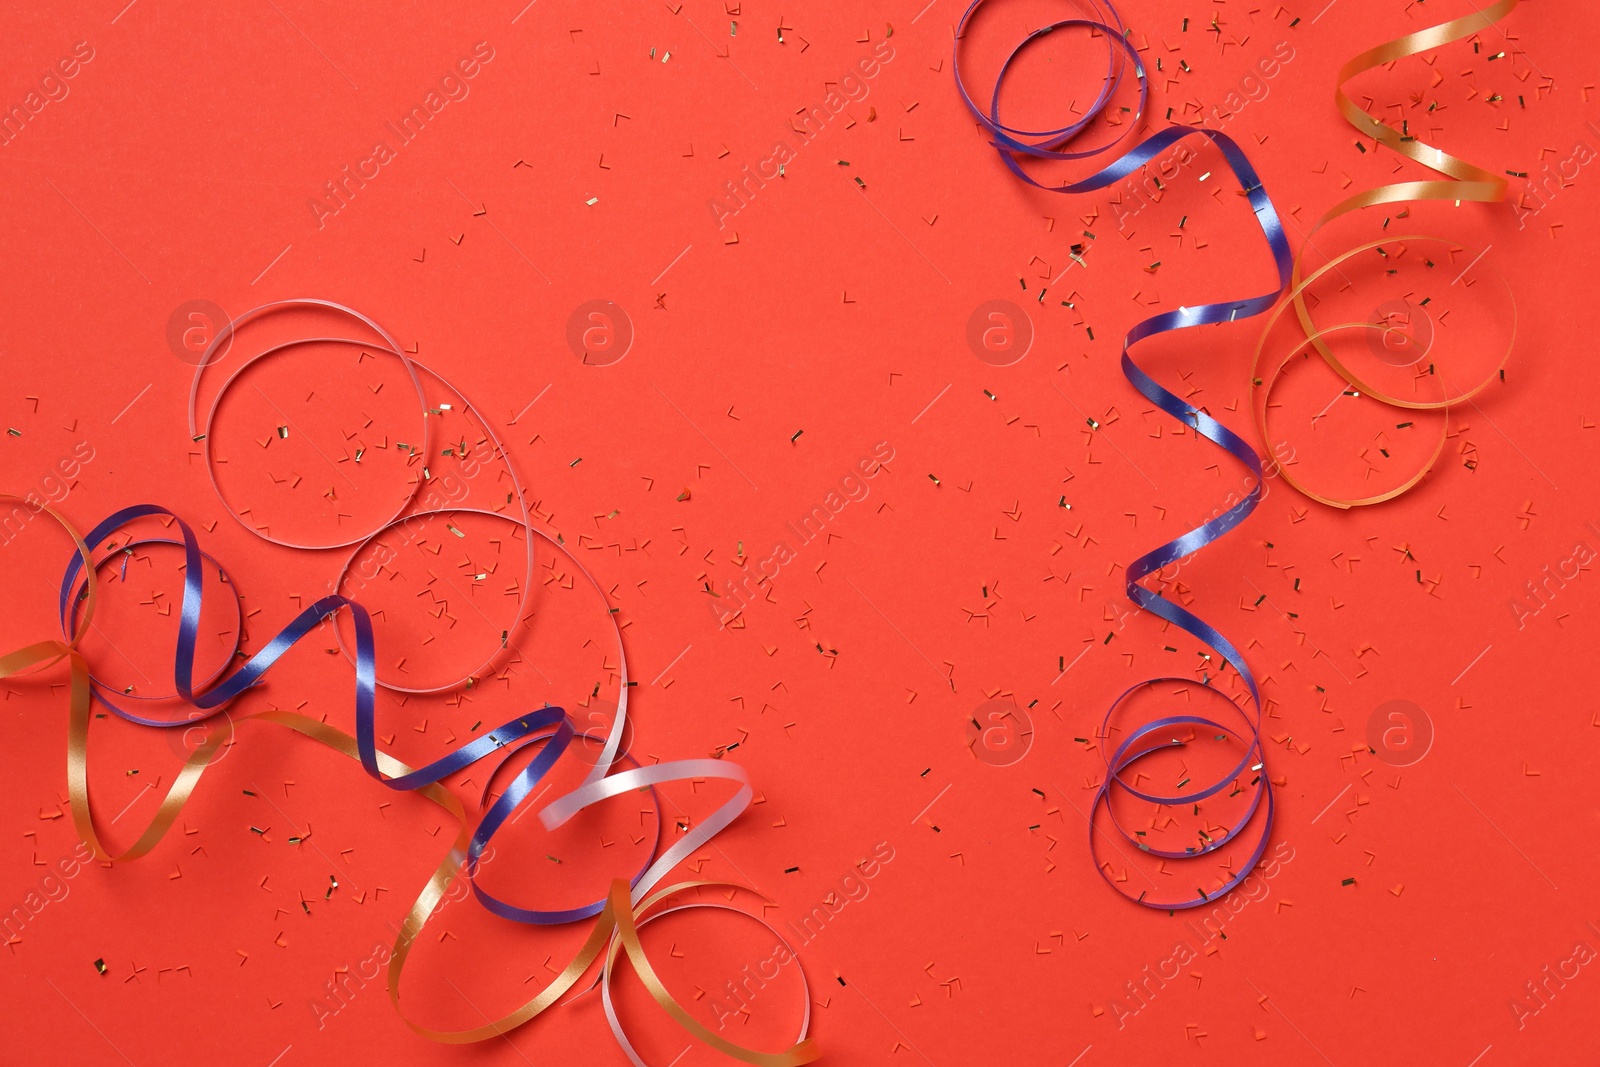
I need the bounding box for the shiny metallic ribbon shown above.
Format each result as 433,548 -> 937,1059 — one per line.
19,300 -> 818,1060
47,508 -> 814,1058
187,300 -> 539,695
954,0 -> 1283,907
1251,0 -> 1520,507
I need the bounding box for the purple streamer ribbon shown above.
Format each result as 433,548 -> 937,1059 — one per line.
59,504 -> 657,923
954,0 -> 1288,907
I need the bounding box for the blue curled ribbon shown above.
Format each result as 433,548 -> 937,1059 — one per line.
59,504 -> 657,923
954,0 -> 1289,908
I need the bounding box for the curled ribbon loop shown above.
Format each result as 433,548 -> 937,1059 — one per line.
604,880 -> 819,1067
955,0 -> 1286,906
1254,0 -> 1521,506
46,501 -> 814,1057
190,300 -> 541,695
18,299 -> 818,1060
186,299 -> 436,551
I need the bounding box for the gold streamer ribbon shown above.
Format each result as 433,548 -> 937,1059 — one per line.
1253,0 -> 1521,506
605,879 -> 819,1066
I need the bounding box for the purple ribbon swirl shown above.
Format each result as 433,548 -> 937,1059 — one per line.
954,0 -> 1289,908
59,503 -> 658,923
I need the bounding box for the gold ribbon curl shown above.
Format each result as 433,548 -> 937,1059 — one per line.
1253,0 -> 1521,507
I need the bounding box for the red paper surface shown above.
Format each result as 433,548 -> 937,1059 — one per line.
1,1 -> 1596,1063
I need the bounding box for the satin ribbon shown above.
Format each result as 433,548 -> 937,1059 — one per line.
39,495 -> 814,1058
1252,0 -> 1521,506
189,301 -> 540,696
57,504 -> 573,853
182,300 -> 810,1054
604,880 -> 818,1067
185,300 -> 435,552
954,0 -> 1280,907
24,296 -> 817,1059
67,534 -> 243,720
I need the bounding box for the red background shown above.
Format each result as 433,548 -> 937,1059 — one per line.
1,0 -> 1596,1064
